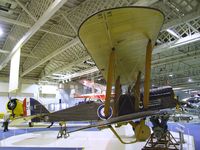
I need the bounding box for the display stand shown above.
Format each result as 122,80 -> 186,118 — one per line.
142,130 -> 179,150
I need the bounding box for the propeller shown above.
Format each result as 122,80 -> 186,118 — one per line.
7,98 -> 17,118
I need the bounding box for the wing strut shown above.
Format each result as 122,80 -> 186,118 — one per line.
143,40 -> 153,109
114,76 -> 121,116
104,49 -> 115,117
133,71 -> 141,112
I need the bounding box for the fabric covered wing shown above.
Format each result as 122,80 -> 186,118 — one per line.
79,7 -> 164,84
67,110 -> 159,134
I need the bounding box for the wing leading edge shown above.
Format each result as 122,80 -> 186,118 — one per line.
66,110 -> 159,134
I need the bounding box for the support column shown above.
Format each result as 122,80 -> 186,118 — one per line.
114,76 -> 121,116
133,71 -> 141,112
9,47 -> 21,93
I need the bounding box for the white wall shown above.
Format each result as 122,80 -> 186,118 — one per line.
0,81 -> 85,113
0,82 -> 9,92
0,82 -> 58,113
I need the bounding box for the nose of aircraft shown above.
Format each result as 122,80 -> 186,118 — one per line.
7,99 -> 17,110
7,98 -> 18,118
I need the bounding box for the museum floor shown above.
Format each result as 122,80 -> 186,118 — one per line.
0,122 -> 198,150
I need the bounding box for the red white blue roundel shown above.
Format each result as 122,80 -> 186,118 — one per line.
97,104 -> 113,120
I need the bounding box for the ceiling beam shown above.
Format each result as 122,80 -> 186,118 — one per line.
62,14 -> 77,34
42,55 -> 91,78
152,64 -> 200,78
133,0 -> 159,6
186,22 -> 199,33
152,48 -> 200,67
173,83 -> 200,89
155,76 -> 200,87
49,66 -> 98,80
22,13 -> 71,70
0,48 -> 40,59
161,6 -> 200,31
0,14 -> 73,39
15,0 -> 37,22
0,0 -> 67,71
21,37 -> 80,77
154,33 -> 200,54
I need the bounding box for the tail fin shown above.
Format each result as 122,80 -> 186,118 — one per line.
23,98 -> 49,117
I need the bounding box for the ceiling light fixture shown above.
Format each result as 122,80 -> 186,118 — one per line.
188,78 -> 193,82
0,27 -> 3,36
166,29 -> 180,39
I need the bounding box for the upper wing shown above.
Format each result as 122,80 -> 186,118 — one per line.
79,7 -> 164,84
67,110 -> 159,134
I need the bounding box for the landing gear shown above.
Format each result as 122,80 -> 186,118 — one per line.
108,125 -> 137,144
109,118 -> 151,144
47,122 -> 54,128
129,119 -> 151,141
57,121 -> 69,139
29,122 -> 33,127
134,120 -> 151,141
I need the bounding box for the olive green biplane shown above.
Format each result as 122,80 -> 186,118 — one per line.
11,7 -> 177,144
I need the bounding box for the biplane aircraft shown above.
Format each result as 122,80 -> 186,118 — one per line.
10,6 -> 178,143
0,98 -> 49,127
0,98 -> 24,120
0,98 -> 28,120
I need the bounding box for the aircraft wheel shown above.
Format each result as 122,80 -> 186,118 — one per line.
29,122 -> 34,127
97,104 -> 113,120
135,124 -> 150,141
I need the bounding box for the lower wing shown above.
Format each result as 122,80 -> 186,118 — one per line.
67,110 -> 159,134
9,113 -> 47,126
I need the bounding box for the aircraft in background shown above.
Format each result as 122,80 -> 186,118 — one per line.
0,98 -> 24,121
11,7 -> 178,144
179,96 -> 200,109
0,98 -> 50,127
74,92 -> 115,101
74,79 -> 110,101
79,79 -> 106,93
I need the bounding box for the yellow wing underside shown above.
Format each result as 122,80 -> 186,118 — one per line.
0,113 -> 4,119
9,114 -> 46,126
79,7 -> 164,84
